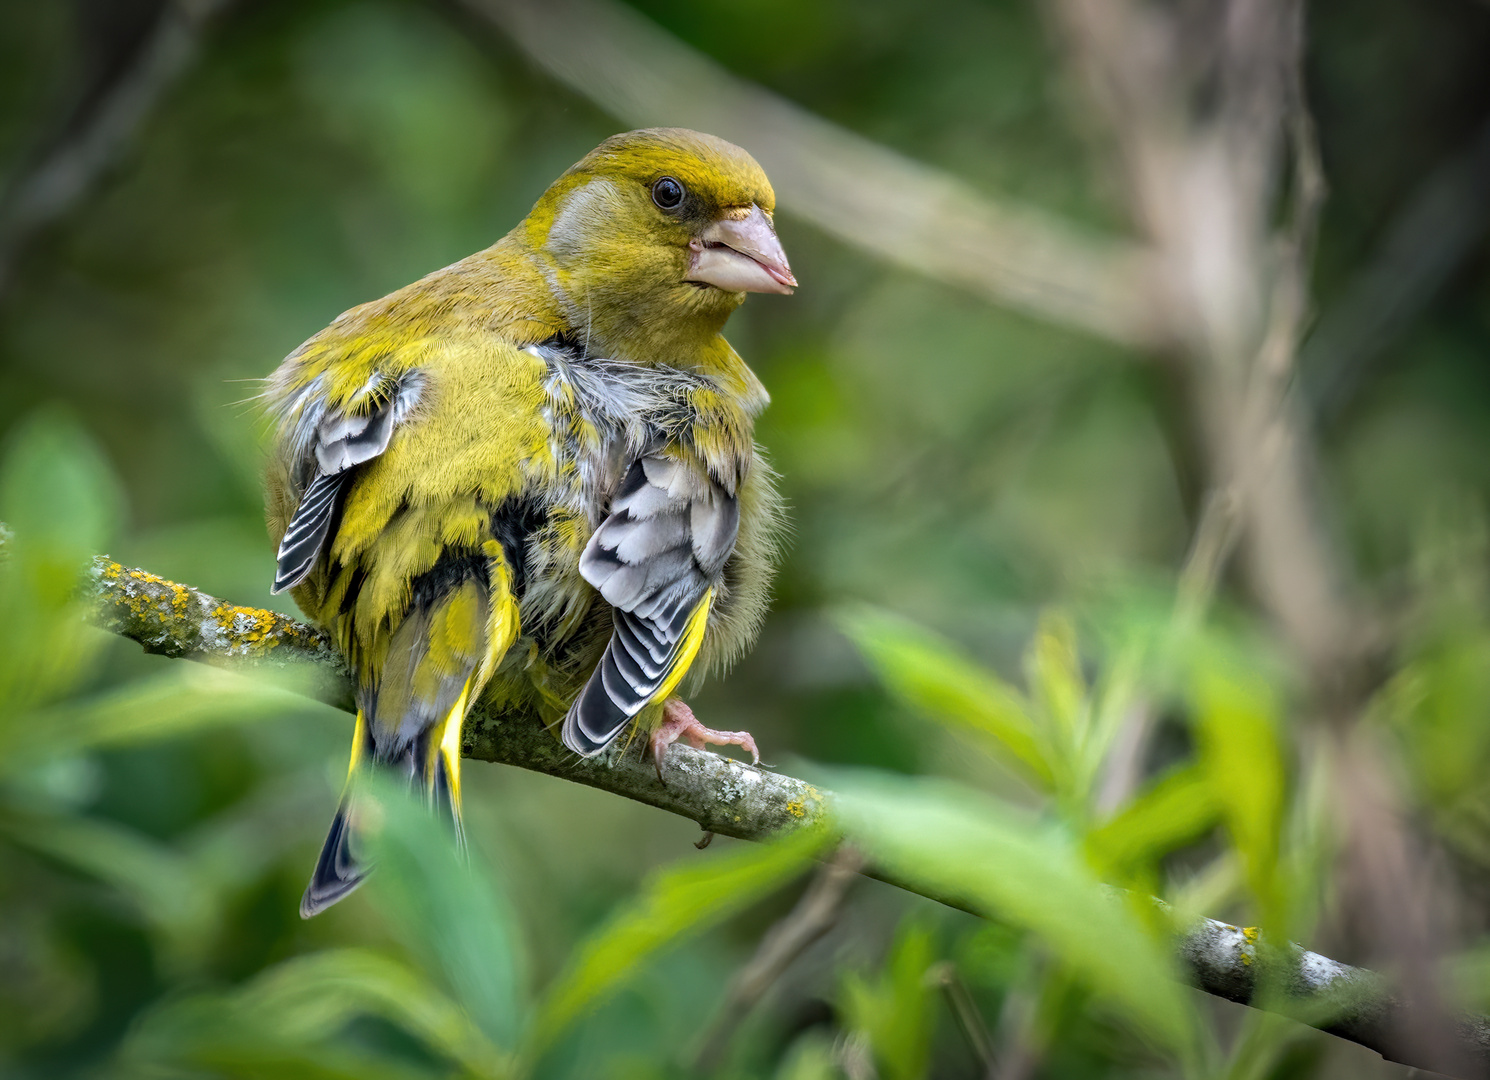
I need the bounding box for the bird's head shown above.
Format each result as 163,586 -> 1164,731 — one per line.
523,128 -> 795,360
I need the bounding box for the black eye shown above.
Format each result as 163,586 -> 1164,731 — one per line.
652,176 -> 685,210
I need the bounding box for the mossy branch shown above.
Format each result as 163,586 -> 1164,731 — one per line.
79,556 -> 828,842
60,552 -> 1490,1075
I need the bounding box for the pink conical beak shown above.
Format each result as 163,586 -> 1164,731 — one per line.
685,205 -> 796,295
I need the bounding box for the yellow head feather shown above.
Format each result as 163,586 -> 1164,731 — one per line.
520,128 -> 781,365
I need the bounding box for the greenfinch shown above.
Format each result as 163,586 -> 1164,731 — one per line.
264,129 -> 793,916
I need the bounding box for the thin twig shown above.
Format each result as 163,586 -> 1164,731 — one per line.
1049,1 -> 1476,1073
694,845 -> 865,1071
926,962 -> 996,1073
1053,0 -> 1359,689
1173,486 -> 1243,631
0,0 -> 236,295
989,987 -> 1040,1080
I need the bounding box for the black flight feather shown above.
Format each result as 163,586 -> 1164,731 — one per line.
273,470 -> 350,594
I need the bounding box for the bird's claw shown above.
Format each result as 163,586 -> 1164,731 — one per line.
651,698 -> 761,783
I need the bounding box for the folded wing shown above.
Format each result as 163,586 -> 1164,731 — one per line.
272,372 -> 422,594
562,455 -> 740,755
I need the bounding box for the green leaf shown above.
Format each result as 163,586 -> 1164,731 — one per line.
2,665 -> 323,764
1191,663 -> 1286,925
1074,638 -> 1148,806
1085,764 -> 1220,877
0,412 -> 122,723
0,407 -> 120,577
1376,631 -> 1490,860
774,1031 -> 848,1080
833,770 -> 1199,1059
1026,610 -> 1086,749
838,606 -> 1052,789
529,826 -> 827,1053
3,811 -> 217,972
839,920 -> 937,1080
124,948 -> 508,1079
365,776 -> 525,1053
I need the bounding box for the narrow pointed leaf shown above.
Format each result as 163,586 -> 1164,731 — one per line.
6,666 -> 324,764
4,812 -> 216,969
1192,665 -> 1286,924
530,826 -> 826,1051
833,771 -> 1198,1057
365,777 -> 525,1052
839,606 -> 1052,788
1085,764 -> 1219,877
124,948 -> 508,1079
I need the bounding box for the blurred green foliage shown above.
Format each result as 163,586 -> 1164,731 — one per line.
4,0 -> 1490,1077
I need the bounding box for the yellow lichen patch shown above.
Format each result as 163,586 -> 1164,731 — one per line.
111,565 -> 189,621
792,784 -> 825,815
211,603 -> 289,655
280,621 -> 329,647
1239,925 -> 1260,966
91,556 -> 336,667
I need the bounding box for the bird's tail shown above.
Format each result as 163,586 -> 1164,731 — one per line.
300,711 -> 372,918
300,680 -> 476,918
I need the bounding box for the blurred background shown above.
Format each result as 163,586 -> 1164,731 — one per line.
4,0 -> 1490,1077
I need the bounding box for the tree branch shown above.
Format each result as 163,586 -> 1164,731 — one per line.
60,549 -> 1490,1075
78,555 -> 829,843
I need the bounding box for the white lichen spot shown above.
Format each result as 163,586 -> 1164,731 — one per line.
1297,950 -> 1356,992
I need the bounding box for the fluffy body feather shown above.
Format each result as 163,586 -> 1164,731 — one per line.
265,129 -> 788,915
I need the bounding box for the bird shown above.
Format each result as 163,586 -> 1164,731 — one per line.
262,128 -> 793,917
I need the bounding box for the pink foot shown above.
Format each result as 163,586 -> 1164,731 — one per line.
650,698 -> 760,782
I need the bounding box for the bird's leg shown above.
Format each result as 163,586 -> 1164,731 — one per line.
651,698 -> 760,782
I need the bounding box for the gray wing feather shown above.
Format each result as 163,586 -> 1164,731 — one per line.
610,481 -> 676,521
561,454 -> 741,756
314,403 -> 397,473
632,580 -> 696,631
613,513 -> 689,564
272,372 -> 421,595
690,494 -> 740,577
598,546 -> 697,611
273,471 -> 346,594
640,454 -> 688,495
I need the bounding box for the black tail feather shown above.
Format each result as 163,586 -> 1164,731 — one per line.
300,799 -> 367,918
